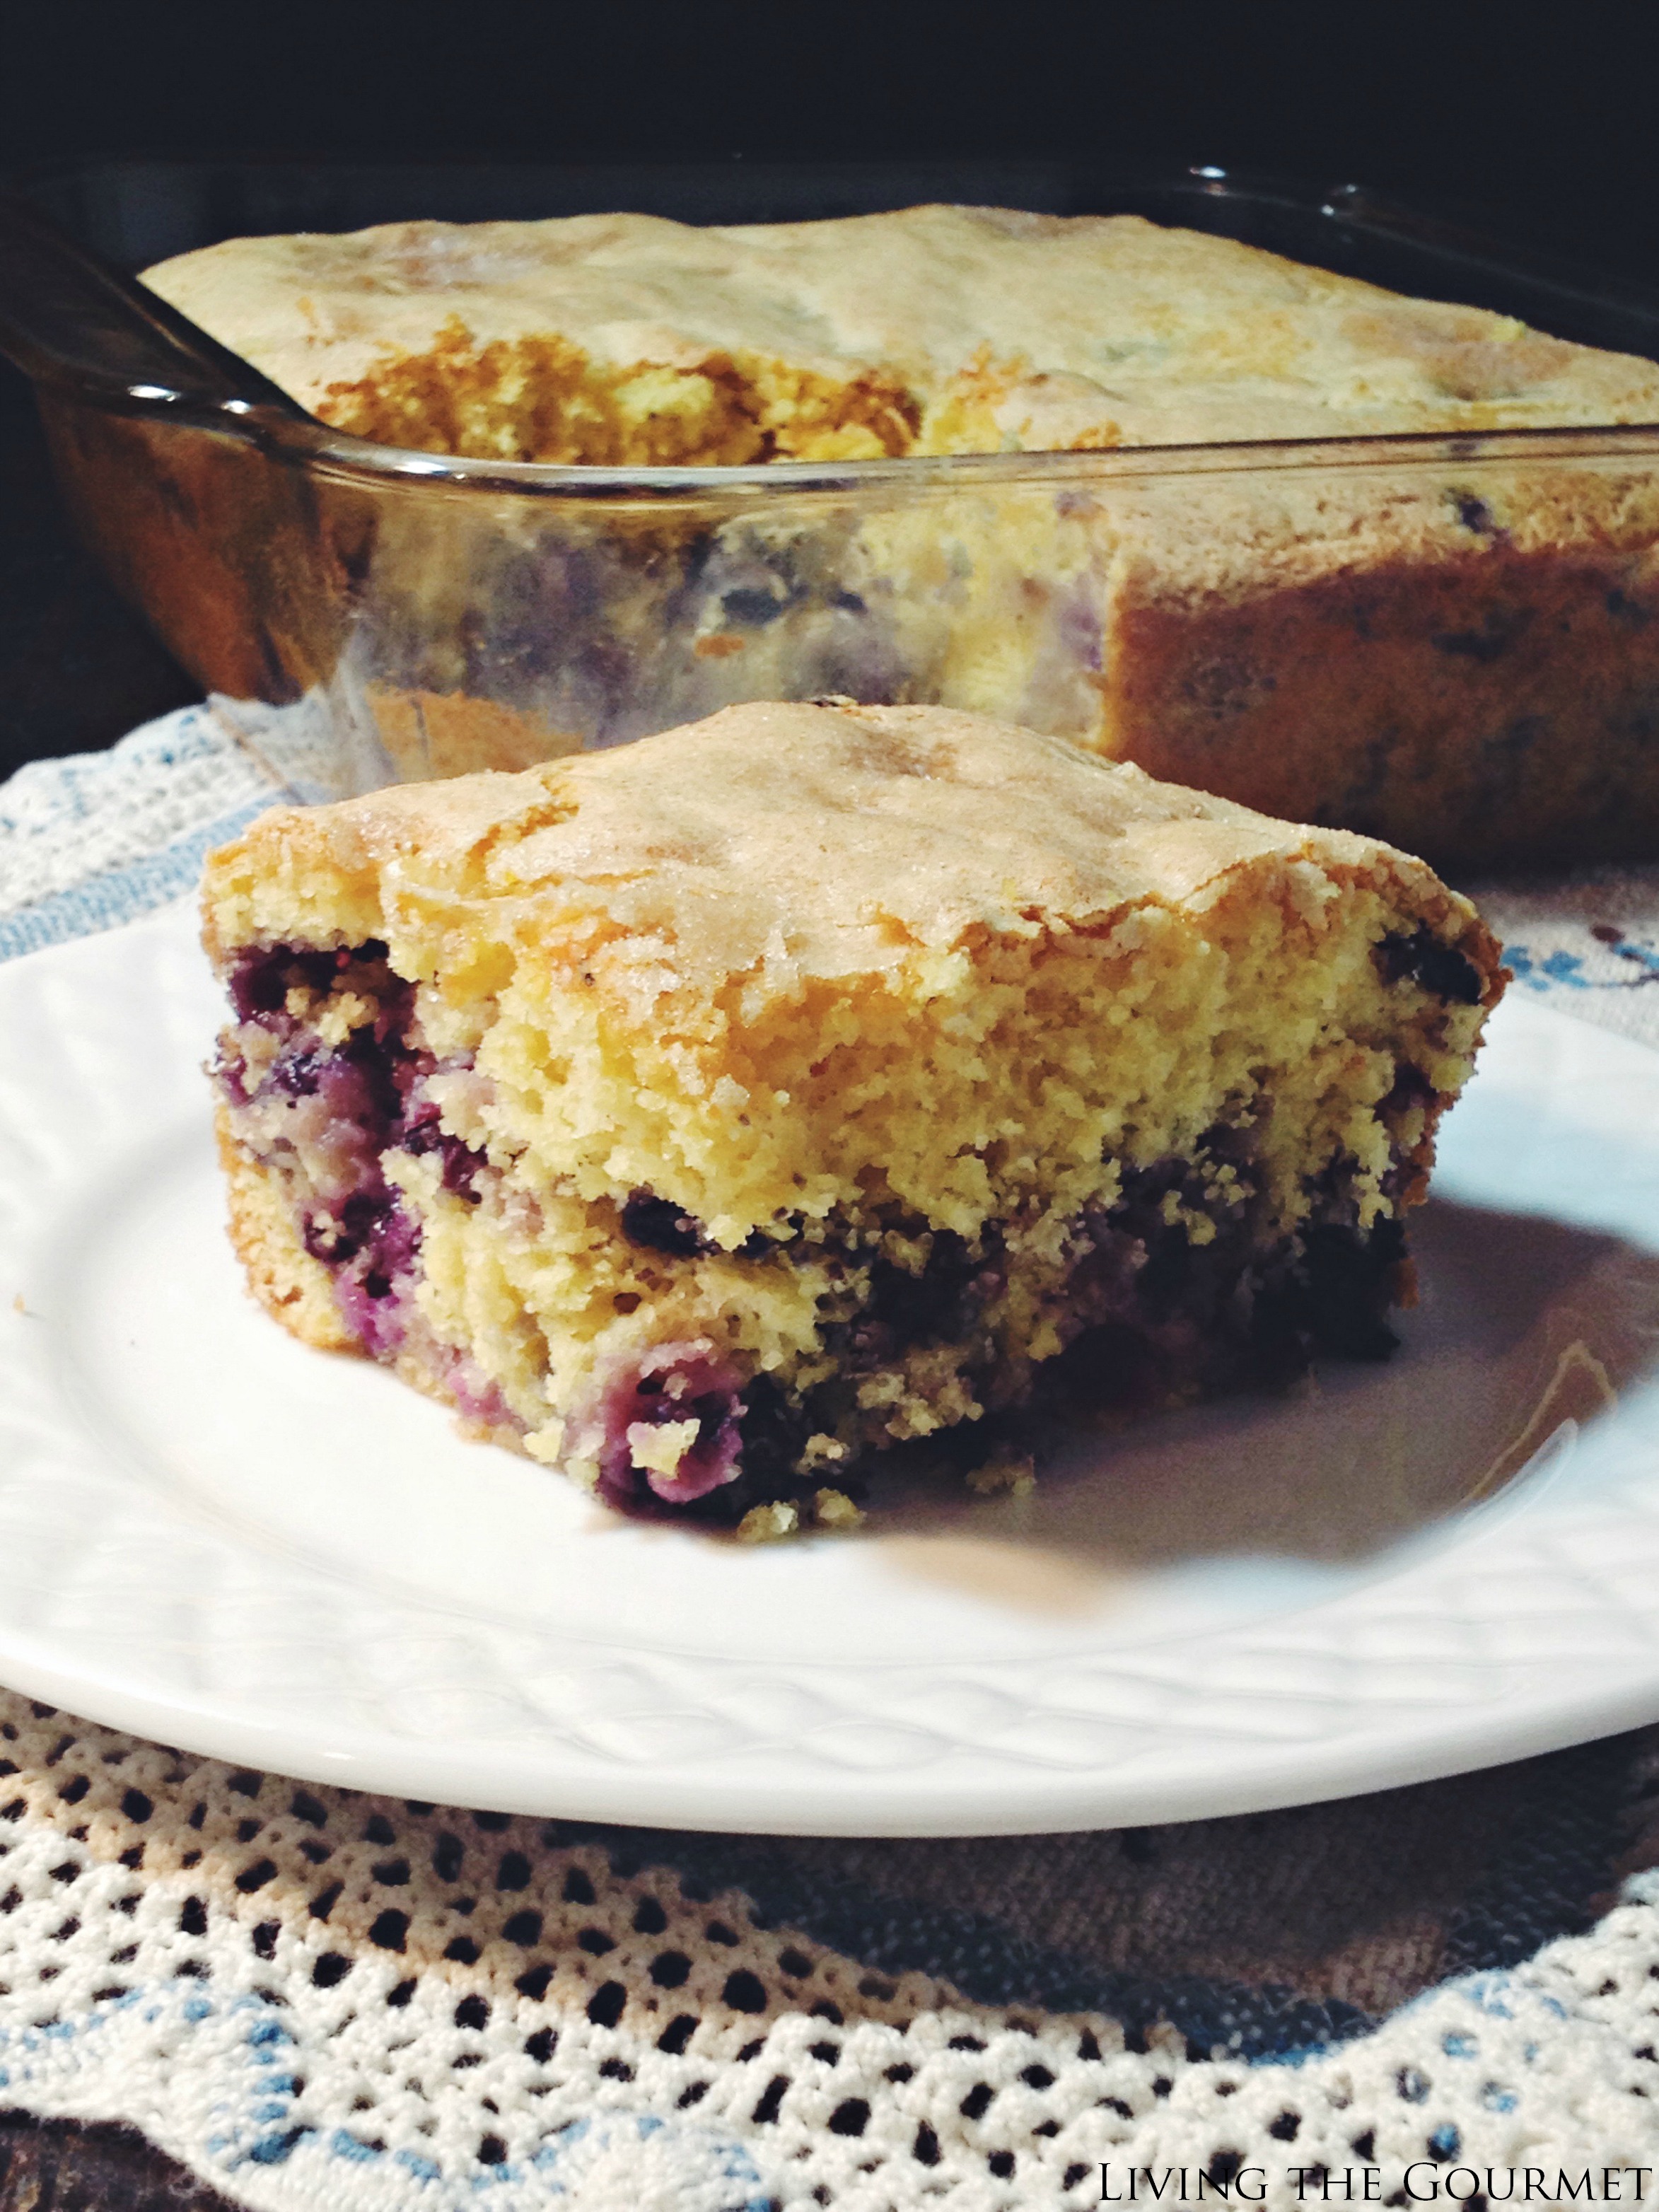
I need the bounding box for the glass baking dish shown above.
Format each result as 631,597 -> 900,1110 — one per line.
6,158 -> 1659,870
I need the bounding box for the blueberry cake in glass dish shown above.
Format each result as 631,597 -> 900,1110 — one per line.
147,204 -> 1659,868
202,701 -> 1505,1537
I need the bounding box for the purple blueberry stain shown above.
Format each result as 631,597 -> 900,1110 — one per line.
621,1189 -> 774,1262
582,1343 -> 748,1513
402,1105 -> 488,1201
1453,492 -> 1495,535
221,941 -> 770,1484
330,1195 -> 424,1356
620,1189 -> 709,1257
841,1230 -> 1004,1372
1057,579 -> 1105,672
1374,926 -> 1484,1006
218,938 -> 489,1351
228,940 -> 390,1023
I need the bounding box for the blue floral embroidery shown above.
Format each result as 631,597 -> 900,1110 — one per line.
1505,946 -> 1590,990
1508,933 -> 1659,993
1602,933 -> 1659,979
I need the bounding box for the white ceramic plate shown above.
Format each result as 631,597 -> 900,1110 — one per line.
5,900 -> 1659,1836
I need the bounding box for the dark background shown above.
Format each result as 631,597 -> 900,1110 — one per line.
6,3 -> 1655,257
5,2 -> 1651,267
4,0 -> 1658,780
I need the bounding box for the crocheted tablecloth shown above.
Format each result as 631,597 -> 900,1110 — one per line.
4,702 -> 1659,2208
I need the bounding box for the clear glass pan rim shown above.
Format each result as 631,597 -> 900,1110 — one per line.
71,388 -> 1659,501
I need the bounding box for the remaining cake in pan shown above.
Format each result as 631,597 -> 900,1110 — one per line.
202,701 -> 1503,1534
146,204 -> 1659,461
147,205 -> 1659,869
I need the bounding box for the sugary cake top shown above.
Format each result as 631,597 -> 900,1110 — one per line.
146,204 -> 1659,450
204,702 -> 1450,991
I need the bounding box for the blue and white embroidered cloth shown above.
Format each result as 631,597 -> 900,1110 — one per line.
3,705 -> 1659,2209
0,700 -> 320,961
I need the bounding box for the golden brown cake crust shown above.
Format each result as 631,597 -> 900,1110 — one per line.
202,701 -> 1479,993
144,205 -> 1659,456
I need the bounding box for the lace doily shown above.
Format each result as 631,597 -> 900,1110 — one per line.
1,1693 -> 1658,2208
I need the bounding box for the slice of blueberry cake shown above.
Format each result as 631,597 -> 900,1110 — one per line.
202,701 -> 1504,1535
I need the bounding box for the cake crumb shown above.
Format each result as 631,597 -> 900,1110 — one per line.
524,1419 -> 566,1466
813,1488 -> 865,1530
801,1433 -> 848,1469
627,1417 -> 701,1479
966,1453 -> 1037,1498
737,1501 -> 801,1544
311,990 -> 373,1046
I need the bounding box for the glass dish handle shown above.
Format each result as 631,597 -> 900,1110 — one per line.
0,194 -> 306,428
